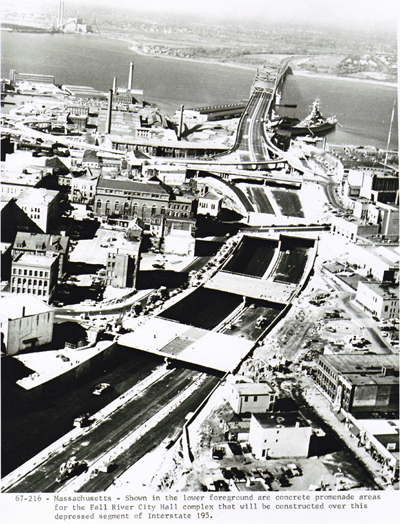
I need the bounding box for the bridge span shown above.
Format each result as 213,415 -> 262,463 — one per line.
225,58 -> 292,164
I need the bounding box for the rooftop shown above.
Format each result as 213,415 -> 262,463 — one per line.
12,252 -> 58,267
0,293 -> 53,320
358,280 -> 399,299
252,411 -> 310,429
233,382 -> 275,396
13,232 -> 69,253
17,187 -> 59,205
97,176 -> 170,195
319,353 -> 399,375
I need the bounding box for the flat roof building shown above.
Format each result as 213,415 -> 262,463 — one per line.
248,411 -> 312,459
16,187 -> 61,234
0,294 -> 54,355
355,280 -> 399,320
11,253 -> 59,303
314,354 -> 399,416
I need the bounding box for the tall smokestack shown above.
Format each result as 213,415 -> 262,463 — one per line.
106,89 -> 113,135
178,105 -> 184,141
128,62 -> 134,91
59,1 -> 64,27
113,77 -> 118,94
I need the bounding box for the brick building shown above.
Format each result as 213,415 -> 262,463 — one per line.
94,176 -> 170,224
314,354 -> 399,416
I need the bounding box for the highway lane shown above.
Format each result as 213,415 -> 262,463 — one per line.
5,368 -> 203,492
1,350 -> 162,477
76,374 -> 220,492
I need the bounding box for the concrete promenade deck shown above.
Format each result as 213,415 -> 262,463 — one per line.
118,317 -> 252,373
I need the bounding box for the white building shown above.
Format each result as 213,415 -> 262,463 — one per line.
163,217 -> 196,256
197,189 -> 222,217
353,201 -> 399,241
348,244 -> 399,283
0,294 -> 54,355
69,171 -> 99,204
11,253 -> 59,303
143,163 -> 187,186
355,280 -> 399,320
248,411 -> 313,459
331,215 -> 379,242
229,382 -> 276,415
16,187 -> 61,233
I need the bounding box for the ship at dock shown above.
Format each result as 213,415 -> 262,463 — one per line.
273,98 -> 337,137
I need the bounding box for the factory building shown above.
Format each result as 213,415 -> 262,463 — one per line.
314,354 -> 399,416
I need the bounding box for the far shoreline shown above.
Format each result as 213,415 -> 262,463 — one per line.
99,32 -> 398,89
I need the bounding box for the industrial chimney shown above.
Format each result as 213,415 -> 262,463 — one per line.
113,77 -> 118,95
178,105 -> 184,141
58,1 -> 64,28
106,89 -> 113,135
128,62 -> 134,91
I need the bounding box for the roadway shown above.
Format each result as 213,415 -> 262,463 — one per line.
1,349 -> 161,477
5,368 -> 219,492
76,374 -> 220,492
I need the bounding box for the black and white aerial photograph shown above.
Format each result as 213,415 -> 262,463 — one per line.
1,0 -> 398,521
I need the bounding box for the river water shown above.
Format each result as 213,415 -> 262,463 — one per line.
1,31 -> 398,150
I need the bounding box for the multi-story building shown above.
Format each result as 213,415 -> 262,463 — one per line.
143,164 -> 187,186
105,249 -> 138,289
359,169 -> 399,205
197,189 -> 222,217
0,294 -> 54,355
11,253 -> 59,303
94,176 -> 170,224
167,192 -> 197,218
248,411 -> 312,459
0,170 -> 43,201
355,281 -> 399,320
81,150 -> 100,169
69,171 -> 99,204
12,232 -> 70,279
353,200 -> 399,241
314,354 -> 399,416
343,168 -> 399,206
16,187 -> 61,233
163,217 -> 196,256
0,199 -> 43,244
